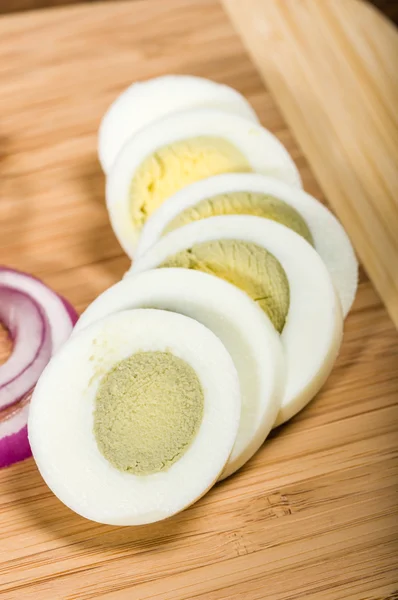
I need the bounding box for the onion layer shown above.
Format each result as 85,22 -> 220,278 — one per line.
0,393 -> 31,468
0,287 -> 52,410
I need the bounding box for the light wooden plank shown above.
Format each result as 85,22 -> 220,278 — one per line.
222,0 -> 398,327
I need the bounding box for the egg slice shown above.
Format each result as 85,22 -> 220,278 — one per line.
106,108 -> 301,258
129,217 -> 343,426
74,268 -> 285,479
136,173 -> 358,316
28,309 -> 241,525
98,75 -> 259,174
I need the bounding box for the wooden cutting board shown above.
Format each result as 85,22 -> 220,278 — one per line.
0,1 -> 397,599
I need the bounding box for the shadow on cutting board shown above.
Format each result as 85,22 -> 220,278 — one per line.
6,458 -> 194,553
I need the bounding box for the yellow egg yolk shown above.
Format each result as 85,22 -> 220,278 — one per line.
129,137 -> 252,229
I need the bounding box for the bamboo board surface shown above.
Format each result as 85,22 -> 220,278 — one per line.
223,0 -> 398,328
0,1 -> 397,599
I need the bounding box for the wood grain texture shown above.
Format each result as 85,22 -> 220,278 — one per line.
0,1 -> 397,599
1,0 -> 398,26
222,0 -> 398,328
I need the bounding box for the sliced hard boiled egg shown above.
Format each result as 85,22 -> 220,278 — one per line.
28,309 -> 241,525
106,108 -> 301,258
74,268 -> 285,479
129,216 -> 343,426
136,173 -> 358,316
98,75 -> 259,174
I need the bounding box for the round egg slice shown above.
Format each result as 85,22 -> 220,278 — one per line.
28,309 -> 241,525
74,269 -> 285,479
98,75 -> 259,174
106,108 -> 301,258
129,216 -> 343,426
136,173 -> 358,316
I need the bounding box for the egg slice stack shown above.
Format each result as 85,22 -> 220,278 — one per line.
28,75 -> 357,526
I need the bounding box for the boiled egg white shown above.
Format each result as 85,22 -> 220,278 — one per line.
128,216 -> 343,426
28,309 -> 241,525
136,173 -> 358,316
75,268 -> 285,479
99,75 -> 259,174
106,109 -> 301,258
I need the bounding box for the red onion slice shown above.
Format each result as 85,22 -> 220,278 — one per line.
0,287 -> 52,410
0,267 -> 78,468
